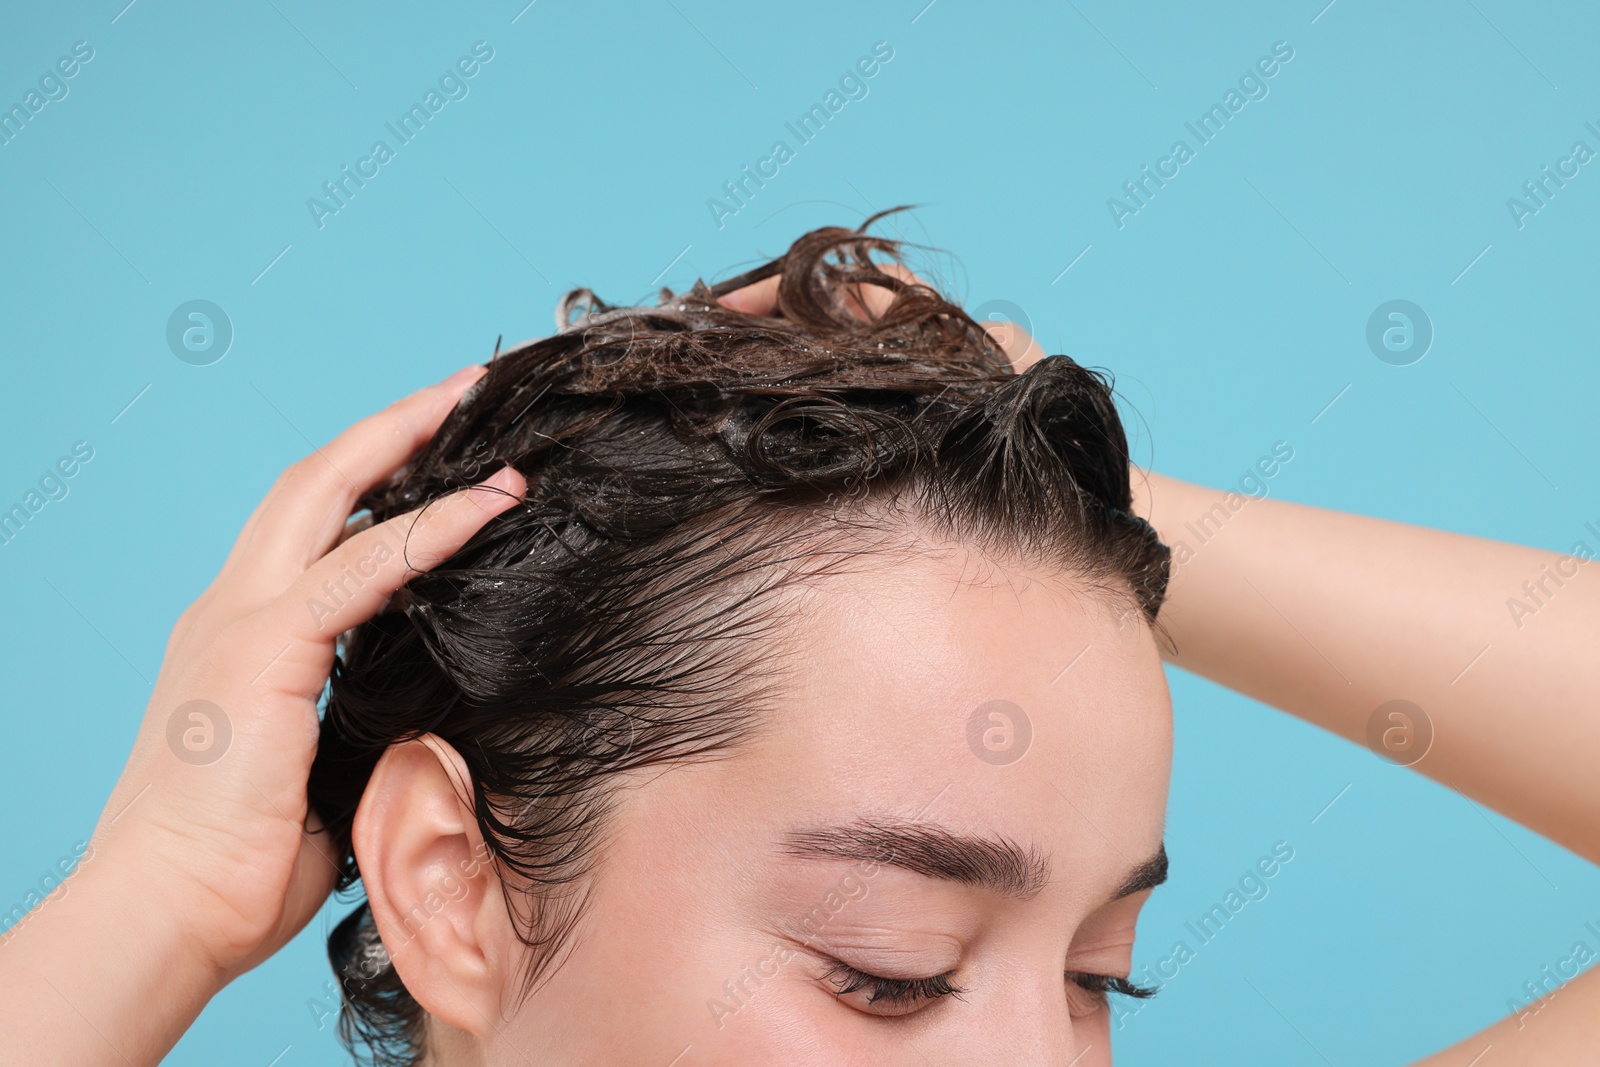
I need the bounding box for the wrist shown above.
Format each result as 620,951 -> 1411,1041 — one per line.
0,831 -> 228,1065
73,825 -> 235,996
90,835 -> 231,991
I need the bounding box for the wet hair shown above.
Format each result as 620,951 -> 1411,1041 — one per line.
306,211 -> 1169,1065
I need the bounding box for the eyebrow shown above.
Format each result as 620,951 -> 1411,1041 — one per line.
782,820 -> 1048,898
1112,843 -> 1169,899
781,820 -> 1169,903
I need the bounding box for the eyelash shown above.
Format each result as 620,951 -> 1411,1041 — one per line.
822,961 -> 967,1006
1066,971 -> 1160,1003
821,962 -> 1159,1009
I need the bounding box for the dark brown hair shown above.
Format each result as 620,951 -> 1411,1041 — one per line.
307,212 -> 1169,1065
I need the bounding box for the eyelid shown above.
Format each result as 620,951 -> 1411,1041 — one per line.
1067,895 -> 1148,968
1064,970 -> 1159,1018
821,958 -> 967,1014
807,941 -> 962,981
1067,971 -> 1159,999
1065,929 -> 1139,959
782,921 -> 964,978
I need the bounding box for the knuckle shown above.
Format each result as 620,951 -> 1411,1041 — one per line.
164,600 -> 205,658
273,456 -> 317,495
340,521 -> 410,578
280,452 -> 348,501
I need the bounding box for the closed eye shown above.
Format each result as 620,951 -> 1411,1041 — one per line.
817,964 -> 1157,1019
822,960 -> 967,1016
1065,971 -> 1159,1017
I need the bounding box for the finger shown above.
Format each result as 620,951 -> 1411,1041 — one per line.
337,511 -> 374,548
227,822 -> 342,976
850,263 -> 1045,370
982,320 -> 1048,371
717,274 -> 780,316
279,821 -> 343,939
217,365 -> 488,601
264,364 -> 487,565
261,464 -> 526,664
843,261 -> 928,321
722,261 -> 934,320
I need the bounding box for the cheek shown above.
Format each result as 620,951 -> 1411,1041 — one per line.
496,814 -> 733,1060
1075,1007 -> 1115,1066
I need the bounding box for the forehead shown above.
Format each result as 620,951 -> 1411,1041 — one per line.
736,542 -> 1174,904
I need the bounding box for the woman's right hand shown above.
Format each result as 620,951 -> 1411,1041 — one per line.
106,364 -> 527,977
0,364 -> 526,1066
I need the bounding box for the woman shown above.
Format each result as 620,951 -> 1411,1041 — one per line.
1,218 -> 1594,1065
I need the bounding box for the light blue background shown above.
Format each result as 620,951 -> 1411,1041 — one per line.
3,1 -> 1598,1063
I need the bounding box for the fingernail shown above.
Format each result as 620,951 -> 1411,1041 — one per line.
477,463 -> 525,495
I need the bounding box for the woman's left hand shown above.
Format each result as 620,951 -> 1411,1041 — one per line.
717,264 -> 1046,369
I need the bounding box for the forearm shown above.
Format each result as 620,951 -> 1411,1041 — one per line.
1133,470 -> 1600,863
1416,963 -> 1600,1065
0,836 -> 223,1066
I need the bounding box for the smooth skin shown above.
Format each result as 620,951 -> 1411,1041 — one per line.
0,274 -> 1595,1063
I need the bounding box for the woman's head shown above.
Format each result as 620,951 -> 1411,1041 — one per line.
308,216 -> 1173,1065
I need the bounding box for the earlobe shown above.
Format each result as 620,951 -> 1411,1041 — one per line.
352,735 -> 514,1041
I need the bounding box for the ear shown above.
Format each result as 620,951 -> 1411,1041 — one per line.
352,735 -> 516,1039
